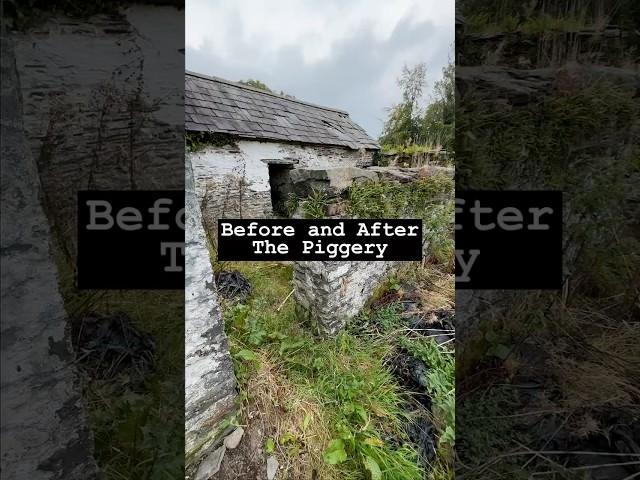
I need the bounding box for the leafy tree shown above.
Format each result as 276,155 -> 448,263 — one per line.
380,55 -> 455,158
420,58 -> 454,154
379,63 -> 427,146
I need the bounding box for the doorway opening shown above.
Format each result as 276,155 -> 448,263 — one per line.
264,159 -> 297,217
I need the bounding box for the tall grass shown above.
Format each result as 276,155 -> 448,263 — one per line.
221,261 -> 455,480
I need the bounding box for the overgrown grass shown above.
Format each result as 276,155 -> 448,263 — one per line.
347,174 -> 453,219
212,157 -> 456,479
289,174 -> 455,267
219,261 -> 455,480
347,174 -> 455,266
378,143 -> 453,167
456,74 -> 639,477
300,188 -> 329,219
380,144 -> 445,155
361,266 -> 455,480
462,0 -> 631,36
222,263 -> 420,479
50,238 -> 184,479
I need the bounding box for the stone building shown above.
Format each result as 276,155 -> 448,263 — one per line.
185,71 -> 379,227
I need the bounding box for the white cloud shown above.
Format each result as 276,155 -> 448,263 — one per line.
186,0 -> 454,137
187,0 -> 452,63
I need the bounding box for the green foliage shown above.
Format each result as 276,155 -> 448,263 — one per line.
363,454 -> 383,480
47,184 -> 185,478
380,64 -> 426,147
456,57 -> 639,479
347,174 -> 453,219
221,262 -> 427,480
300,188 -> 328,219
323,439 -> 348,465
380,144 -> 444,155
458,80 -> 635,187
234,349 -> 259,362
238,79 -> 295,98
465,13 -> 520,34
420,60 -> 454,155
356,293 -> 456,480
462,0 -> 640,60
285,332 -> 423,479
74,293 -> 185,479
462,0 -> 637,34
423,202 -> 455,266
346,174 -> 454,266
520,14 -> 586,34
457,79 -> 637,287
186,131 -> 237,152
284,192 -> 299,217
457,385 -> 530,478
378,144 -> 452,167
380,57 -> 455,160
380,102 -> 418,147
265,437 -> 275,453
371,303 -> 404,331
238,79 -> 273,92
402,339 -> 454,437
401,337 -> 455,480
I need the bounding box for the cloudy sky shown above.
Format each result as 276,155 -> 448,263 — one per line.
186,0 -> 454,138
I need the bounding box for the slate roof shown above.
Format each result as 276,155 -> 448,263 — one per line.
185,71 -> 379,150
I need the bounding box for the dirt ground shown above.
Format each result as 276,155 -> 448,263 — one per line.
216,419 -> 268,480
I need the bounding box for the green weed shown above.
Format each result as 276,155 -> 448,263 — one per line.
346,174 -> 453,219
300,187 -> 329,219
220,262 -> 435,480
185,131 -> 237,152
285,192 -> 300,217
346,175 -> 454,268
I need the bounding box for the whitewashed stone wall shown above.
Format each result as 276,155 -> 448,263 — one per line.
185,156 -> 237,470
189,139 -> 375,234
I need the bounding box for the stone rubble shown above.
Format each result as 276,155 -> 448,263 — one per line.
266,456 -> 279,480
291,164 -> 453,336
289,166 -> 378,197
194,445 -> 226,480
223,427 -> 245,450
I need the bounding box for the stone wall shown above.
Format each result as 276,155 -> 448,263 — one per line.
1,34 -> 99,479
292,165 -> 454,336
11,6 -> 185,260
185,156 -> 237,471
294,261 -> 397,335
188,139 -> 376,235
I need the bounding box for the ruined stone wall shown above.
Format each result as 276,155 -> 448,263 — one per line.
185,156 -> 237,472
5,9 -> 184,477
1,34 -> 100,479
12,6 -> 184,261
292,165 -> 454,336
188,139 -> 375,235
294,261 -> 397,335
